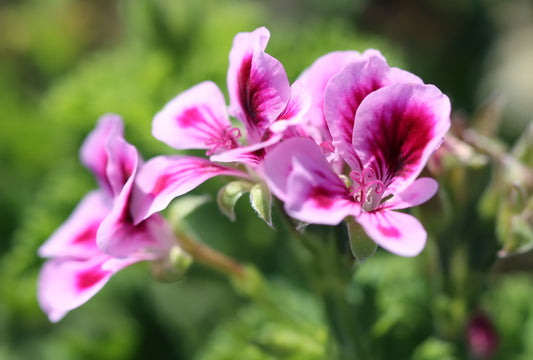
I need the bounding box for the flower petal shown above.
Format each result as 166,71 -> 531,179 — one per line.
264,137 -> 358,224
324,50 -> 423,170
227,27 -> 290,143
130,155 -> 249,223
105,131 -> 140,198
352,83 -> 451,193
268,80 -> 311,134
80,114 -> 124,196
209,133 -> 282,168
296,50 -> 361,143
356,210 -> 427,257
38,191 -> 110,259
284,157 -> 360,225
385,177 -> 439,210
152,81 -> 234,152
37,254 -> 138,322
98,192 -> 174,259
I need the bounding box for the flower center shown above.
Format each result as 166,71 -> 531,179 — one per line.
206,126 -> 242,156
348,167 -> 385,211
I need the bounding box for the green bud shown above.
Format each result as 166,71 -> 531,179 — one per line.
216,180 -> 253,221
346,216 -> 377,263
151,245 -> 193,282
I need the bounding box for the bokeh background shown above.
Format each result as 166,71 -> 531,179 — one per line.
1,0 -> 533,359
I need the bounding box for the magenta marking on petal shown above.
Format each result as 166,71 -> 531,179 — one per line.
368,104 -> 434,185
151,173 -> 174,197
377,223 -> 401,238
149,161 -> 225,197
76,264 -> 108,291
72,223 -> 99,245
310,187 -> 335,209
238,54 -> 254,119
176,107 -> 204,128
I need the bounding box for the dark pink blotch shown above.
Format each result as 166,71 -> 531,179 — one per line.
310,187 -> 335,209
377,223 -> 401,238
72,223 -> 99,245
176,107 -> 204,128
76,264 -> 109,291
367,103 -> 433,184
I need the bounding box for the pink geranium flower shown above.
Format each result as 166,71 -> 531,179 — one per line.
38,115 -> 175,322
264,52 -> 451,256
131,27 -> 309,223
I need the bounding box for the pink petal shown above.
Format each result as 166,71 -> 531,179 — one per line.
96,147 -> 177,258
324,51 -> 423,170
352,83 -> 451,193
97,184 -> 174,258
356,210 -> 427,257
37,254 -> 138,322
105,133 -> 140,198
385,177 -> 439,210
296,50 -> 361,143
284,157 -> 360,225
264,137 -> 358,224
209,133 -> 282,169
227,27 -> 290,143
130,155 -> 249,223
80,114 -> 124,196
268,80 -> 311,134
38,191 -> 110,259
152,81 -> 235,152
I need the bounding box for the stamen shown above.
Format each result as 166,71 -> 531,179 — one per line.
206,126 -> 242,156
349,167 -> 385,211
319,141 -> 335,154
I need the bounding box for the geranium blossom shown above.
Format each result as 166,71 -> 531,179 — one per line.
264,52 -> 451,256
38,115 -> 175,322
131,27 -> 309,223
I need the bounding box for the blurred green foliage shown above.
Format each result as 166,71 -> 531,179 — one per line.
1,0 -> 532,359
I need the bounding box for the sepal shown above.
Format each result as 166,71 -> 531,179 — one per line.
217,180 -> 254,221
250,182 -> 273,227
346,216 -> 378,263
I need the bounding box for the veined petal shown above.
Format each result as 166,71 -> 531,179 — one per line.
352,83 -> 451,193
269,81 -> 311,134
38,191 -> 110,259
284,157 -> 359,225
152,81 -> 234,152
98,185 -> 174,258
209,133 -> 282,168
105,133 -> 140,198
37,254 -> 138,322
356,210 -> 426,257
80,114 -> 124,196
324,51 -> 423,170
385,177 -> 439,210
296,50 -> 361,143
130,155 -> 249,223
227,27 -> 290,143
264,137 -> 358,224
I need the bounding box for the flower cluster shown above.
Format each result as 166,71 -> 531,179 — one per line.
38,27 -> 450,322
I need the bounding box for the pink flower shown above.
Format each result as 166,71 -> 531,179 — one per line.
131,27 -> 309,223
467,312 -> 498,359
38,115 -> 175,322
264,52 -> 451,256
151,27 -> 308,166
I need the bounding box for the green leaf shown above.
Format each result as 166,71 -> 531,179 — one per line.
346,217 -> 377,263
249,182 -> 273,227
217,180 -> 253,221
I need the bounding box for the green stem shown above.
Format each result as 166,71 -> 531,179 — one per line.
175,230 -> 246,280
